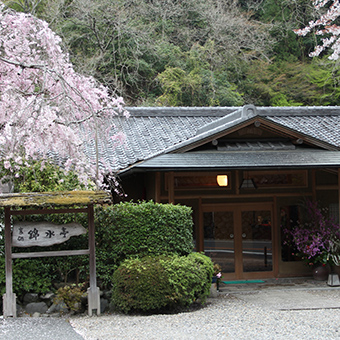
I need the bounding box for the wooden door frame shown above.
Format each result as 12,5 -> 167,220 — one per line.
201,202 -> 276,280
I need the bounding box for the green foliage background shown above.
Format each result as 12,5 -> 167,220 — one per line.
4,0 -> 337,107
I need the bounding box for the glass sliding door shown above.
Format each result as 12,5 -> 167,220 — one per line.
203,211 -> 235,274
241,209 -> 273,272
202,203 -> 274,278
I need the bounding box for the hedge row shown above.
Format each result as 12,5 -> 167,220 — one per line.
95,201 -> 194,287
0,201 -> 196,295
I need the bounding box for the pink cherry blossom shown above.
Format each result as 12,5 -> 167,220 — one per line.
0,3 -> 128,190
295,0 -> 340,60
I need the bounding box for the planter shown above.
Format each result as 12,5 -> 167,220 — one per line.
210,283 -> 218,298
312,263 -> 331,281
327,273 -> 340,287
212,276 -> 220,291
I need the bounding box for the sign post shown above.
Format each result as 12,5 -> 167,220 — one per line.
3,207 -> 16,318
0,191 -> 111,318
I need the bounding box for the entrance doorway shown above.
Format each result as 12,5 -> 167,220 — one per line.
203,203 -> 274,279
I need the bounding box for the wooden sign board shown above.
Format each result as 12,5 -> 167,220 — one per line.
12,221 -> 86,247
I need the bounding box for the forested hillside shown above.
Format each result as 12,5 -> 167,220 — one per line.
5,0 -> 340,106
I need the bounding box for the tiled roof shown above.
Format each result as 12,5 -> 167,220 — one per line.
88,106 -> 340,173
136,150 -> 340,170
267,115 -> 340,148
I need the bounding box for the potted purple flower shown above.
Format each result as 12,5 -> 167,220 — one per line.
283,200 -> 340,281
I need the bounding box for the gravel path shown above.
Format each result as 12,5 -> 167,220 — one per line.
70,292 -> 340,340
0,317 -> 84,340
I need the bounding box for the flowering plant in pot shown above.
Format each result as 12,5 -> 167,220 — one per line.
283,200 -> 340,280
212,263 -> 222,290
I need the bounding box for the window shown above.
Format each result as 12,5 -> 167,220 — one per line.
248,170 -> 307,188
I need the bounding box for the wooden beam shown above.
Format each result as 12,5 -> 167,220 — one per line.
12,249 -> 90,259
315,185 -> 339,190
160,191 -> 314,200
10,207 -> 89,216
0,190 -> 112,207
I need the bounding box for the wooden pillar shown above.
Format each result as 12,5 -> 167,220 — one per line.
155,172 -> 161,203
198,197 -> 204,252
87,204 -> 100,316
338,168 -> 340,222
235,170 -> 240,195
272,198 -> 279,277
3,207 -> 16,318
234,207 -> 243,279
168,172 -> 175,204
312,169 -> 317,201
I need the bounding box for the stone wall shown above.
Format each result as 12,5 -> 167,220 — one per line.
1,289 -> 111,317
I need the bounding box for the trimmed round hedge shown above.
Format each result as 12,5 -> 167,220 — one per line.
111,252 -> 213,313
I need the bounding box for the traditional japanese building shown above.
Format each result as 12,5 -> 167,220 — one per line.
93,105 -> 340,279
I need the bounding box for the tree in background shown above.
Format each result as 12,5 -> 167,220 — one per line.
0,3 -> 128,192
295,0 -> 340,60
5,0 -> 339,107
240,0 -> 340,106
156,42 -> 244,106
38,0 -> 273,106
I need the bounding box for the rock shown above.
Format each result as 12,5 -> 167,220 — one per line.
32,312 -> 41,318
100,298 -> 109,313
46,303 -> 57,314
23,293 -> 39,303
103,290 -> 112,300
40,292 -> 55,300
46,301 -> 69,314
25,302 -> 48,315
16,304 -> 24,317
39,292 -> 55,307
80,293 -> 88,306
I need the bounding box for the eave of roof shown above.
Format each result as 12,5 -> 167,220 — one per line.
130,150 -> 340,171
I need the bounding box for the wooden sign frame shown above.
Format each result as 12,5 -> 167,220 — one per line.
1,191 -> 111,318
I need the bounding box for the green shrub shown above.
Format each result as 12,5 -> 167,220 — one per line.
95,201 -> 194,288
0,257 -> 53,297
54,284 -> 85,311
111,252 -> 213,313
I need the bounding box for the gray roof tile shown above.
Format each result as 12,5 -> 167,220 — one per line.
267,115 -> 340,147
86,106 -> 340,173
